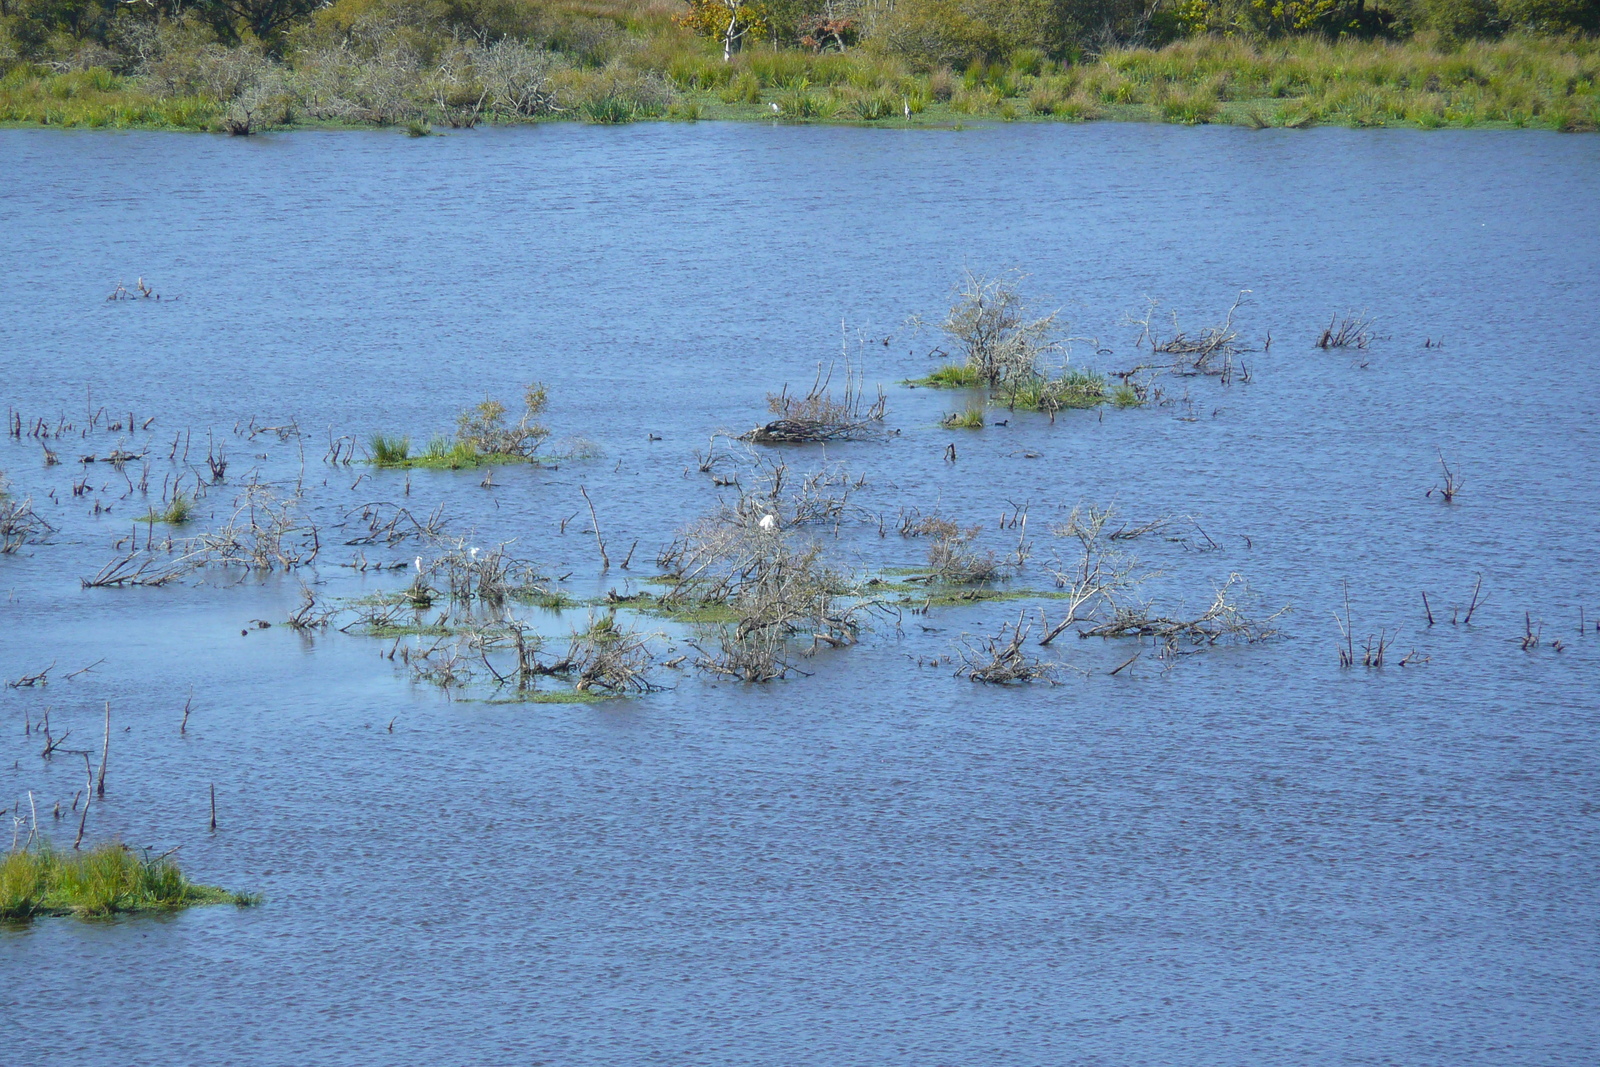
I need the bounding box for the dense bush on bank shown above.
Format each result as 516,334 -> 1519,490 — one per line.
0,0 -> 1595,130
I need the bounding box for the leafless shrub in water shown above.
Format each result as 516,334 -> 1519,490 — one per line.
1037,504 -> 1154,645
1127,291 -> 1251,378
923,519 -> 1002,584
287,582 -> 337,631
1426,452 -> 1463,503
661,495 -> 877,682
956,610 -> 1059,684
552,615 -> 664,694
421,540 -> 548,606
1,492 -> 55,554
745,361 -> 887,444
1083,574 -> 1286,645
942,269 -> 1063,388
196,483 -> 319,570
1316,312 -> 1374,350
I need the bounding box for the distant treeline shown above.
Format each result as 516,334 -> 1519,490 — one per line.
0,0 -> 1596,131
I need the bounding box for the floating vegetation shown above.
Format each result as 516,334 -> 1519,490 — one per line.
28,271 -> 1311,708
0,842 -> 257,921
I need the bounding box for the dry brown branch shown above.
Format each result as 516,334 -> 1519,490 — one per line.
1125,291 -> 1251,379
339,501 -> 446,545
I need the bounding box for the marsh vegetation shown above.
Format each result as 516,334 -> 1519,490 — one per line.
1,841 -> 256,920
1,1 -> 1595,132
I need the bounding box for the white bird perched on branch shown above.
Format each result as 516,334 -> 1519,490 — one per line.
759,514 -> 777,531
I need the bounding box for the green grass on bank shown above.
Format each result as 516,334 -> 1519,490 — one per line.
3,34 -> 1597,133
1,842 -> 259,920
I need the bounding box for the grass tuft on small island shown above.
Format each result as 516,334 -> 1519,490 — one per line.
1,842 -> 259,921
139,491 -> 194,525
911,363 -> 986,388
369,383 -> 551,470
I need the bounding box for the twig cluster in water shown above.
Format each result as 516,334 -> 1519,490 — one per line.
746,361 -> 887,444
957,610 -> 1058,684
1316,312 -> 1375,350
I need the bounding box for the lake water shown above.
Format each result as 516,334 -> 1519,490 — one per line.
1,121 -> 1597,1065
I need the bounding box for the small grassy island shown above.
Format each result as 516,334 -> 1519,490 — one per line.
0,1 -> 1595,133
368,384 -> 552,470
1,842 -> 259,921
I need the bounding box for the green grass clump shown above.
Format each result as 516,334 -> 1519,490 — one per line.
1000,369 -> 1108,412
641,596 -> 741,624
942,405 -> 986,429
913,363 -> 986,388
518,590 -> 573,610
1111,384 -> 1144,408
582,96 -> 636,124
1,842 -> 257,921
367,436 -> 523,470
486,689 -> 610,705
369,433 -> 411,466
140,492 -> 193,525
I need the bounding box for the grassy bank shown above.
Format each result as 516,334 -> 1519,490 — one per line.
1,842 -> 258,920
3,33 -> 1596,132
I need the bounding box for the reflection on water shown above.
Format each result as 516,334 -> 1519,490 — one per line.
1,122 -> 1598,1065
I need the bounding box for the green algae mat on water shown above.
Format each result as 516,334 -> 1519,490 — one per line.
0,842 -> 258,921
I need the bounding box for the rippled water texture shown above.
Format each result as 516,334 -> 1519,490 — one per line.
2,123 -> 1598,1065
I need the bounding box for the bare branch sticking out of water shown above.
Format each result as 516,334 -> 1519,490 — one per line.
1316,312 -> 1374,350
1427,452 -> 1463,502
